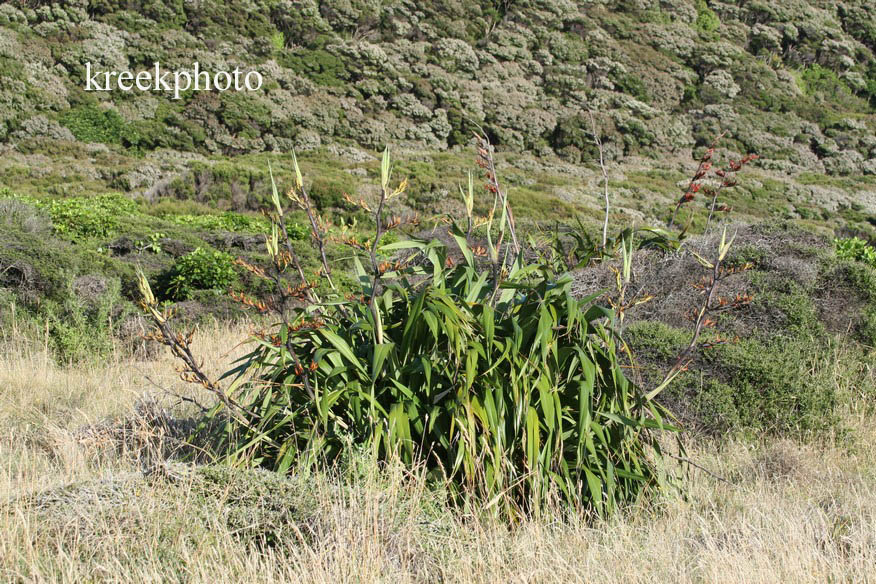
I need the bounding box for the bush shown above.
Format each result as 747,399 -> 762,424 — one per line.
164,247 -> 236,300
155,149 -> 681,517
694,0 -> 720,36
42,194 -> 138,241
43,277 -> 130,363
59,104 -> 133,145
209,236 -> 674,515
835,237 -> 876,267
626,319 -> 839,436
799,64 -> 851,99
169,211 -> 276,234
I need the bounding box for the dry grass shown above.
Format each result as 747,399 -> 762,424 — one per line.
1,322 -> 875,583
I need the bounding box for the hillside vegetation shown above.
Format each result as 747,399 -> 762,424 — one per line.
0,0 -> 874,232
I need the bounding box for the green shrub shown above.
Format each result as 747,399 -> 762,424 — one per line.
43,277 -> 129,363
835,237 -> 876,267
59,104 -> 133,145
627,321 -> 838,435
308,176 -> 357,210
270,30 -> 285,52
42,194 -> 139,241
280,49 -> 350,88
694,0 -> 719,36
164,247 -> 236,300
169,211 -> 277,234
798,64 -> 851,99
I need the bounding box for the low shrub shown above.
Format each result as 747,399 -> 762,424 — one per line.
163,247 -> 236,301
835,237 -> 876,267
168,211 -> 277,235
43,277 -> 130,363
42,194 -> 138,241
627,319 -> 839,436
59,104 -> 132,145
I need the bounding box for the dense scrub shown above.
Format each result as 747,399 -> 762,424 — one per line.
0,0 -> 873,178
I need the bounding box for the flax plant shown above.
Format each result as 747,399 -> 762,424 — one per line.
137,140 -> 679,518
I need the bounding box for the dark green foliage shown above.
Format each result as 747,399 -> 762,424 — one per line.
280,49 -> 350,88
219,93 -> 273,139
865,61 -> 876,106
615,74 -> 650,102
799,64 -> 852,99
308,176 -> 357,210
206,234 -> 677,516
124,106 -> 207,152
163,247 -> 236,300
821,259 -> 876,346
42,277 -> 131,363
60,105 -> 132,145
89,0 -> 186,26
627,321 -> 838,435
550,115 -> 600,160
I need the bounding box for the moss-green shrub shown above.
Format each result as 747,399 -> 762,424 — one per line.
627,320 -> 838,435
798,64 -> 852,99
163,247 -> 236,300
59,105 -> 132,145
694,0 -> 720,36
280,49 -> 350,87
308,176 -> 356,210
42,277 -> 131,363
42,194 -> 139,241
169,211 -> 271,234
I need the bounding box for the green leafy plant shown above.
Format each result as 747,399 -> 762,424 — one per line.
137,144 -> 680,517
136,232 -> 165,254
168,211 -> 294,235
42,194 -> 138,240
694,0 -> 719,36
59,104 -> 133,145
164,247 -> 236,300
835,237 -> 876,267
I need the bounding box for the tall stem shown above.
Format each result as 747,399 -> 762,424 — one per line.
588,109 -> 609,249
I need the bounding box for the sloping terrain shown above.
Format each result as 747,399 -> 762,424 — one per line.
0,0 -> 873,232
